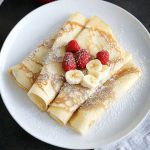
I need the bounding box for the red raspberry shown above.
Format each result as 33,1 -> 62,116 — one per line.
75,49 -> 91,69
96,50 -> 109,65
62,52 -> 76,72
66,40 -> 80,53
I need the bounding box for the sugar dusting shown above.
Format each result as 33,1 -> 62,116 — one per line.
38,25 -> 149,138
81,78 -> 115,109
92,47 -> 150,137
43,49 -> 63,64
53,83 -> 93,112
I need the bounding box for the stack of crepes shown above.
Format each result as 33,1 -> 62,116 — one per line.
8,13 -> 141,134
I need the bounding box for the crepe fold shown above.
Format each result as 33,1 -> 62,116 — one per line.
69,63 -> 141,134
8,36 -> 55,91
27,13 -> 88,111
48,16 -> 132,125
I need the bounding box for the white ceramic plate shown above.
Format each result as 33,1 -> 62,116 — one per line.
0,0 -> 150,149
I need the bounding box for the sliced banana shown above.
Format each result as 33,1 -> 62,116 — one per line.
90,65 -> 110,81
86,59 -> 102,73
81,74 -> 99,89
65,70 -> 84,85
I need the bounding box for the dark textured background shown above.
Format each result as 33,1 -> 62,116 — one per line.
0,0 -> 150,150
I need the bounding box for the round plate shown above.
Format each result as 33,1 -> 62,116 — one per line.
0,0 -> 150,149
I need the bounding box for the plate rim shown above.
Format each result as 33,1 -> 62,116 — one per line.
0,0 -> 150,149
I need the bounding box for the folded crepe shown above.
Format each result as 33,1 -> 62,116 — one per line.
28,13 -> 88,111
48,16 -> 132,125
8,36 -> 56,91
69,62 -> 141,134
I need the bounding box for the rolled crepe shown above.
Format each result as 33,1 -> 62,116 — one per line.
28,13 -> 88,111
48,16 -> 132,125
8,36 -> 56,91
69,63 -> 141,134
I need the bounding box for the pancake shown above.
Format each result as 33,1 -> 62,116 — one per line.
27,13 -> 88,111
48,16 -> 132,125
8,35 -> 55,91
69,62 -> 141,134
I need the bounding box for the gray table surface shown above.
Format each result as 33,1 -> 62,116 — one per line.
0,0 -> 150,150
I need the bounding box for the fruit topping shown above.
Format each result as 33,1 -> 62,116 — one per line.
96,50 -> 109,65
62,52 -> 76,72
65,70 -> 84,85
75,49 -> 91,69
66,40 -> 80,53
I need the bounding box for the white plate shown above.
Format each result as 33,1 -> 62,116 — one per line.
0,0 -> 150,149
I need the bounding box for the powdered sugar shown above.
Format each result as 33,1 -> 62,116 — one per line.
35,64 -> 64,92
89,47 -> 150,138
43,49 -> 63,64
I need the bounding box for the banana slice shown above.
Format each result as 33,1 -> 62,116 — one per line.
81,74 -> 99,89
65,70 -> 84,85
90,65 -> 110,81
86,59 -> 102,73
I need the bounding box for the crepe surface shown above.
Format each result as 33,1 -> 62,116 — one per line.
28,13 -> 88,111
48,16 -> 132,125
69,62 -> 141,134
